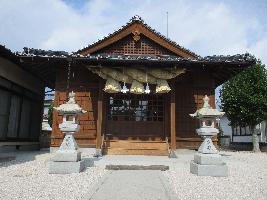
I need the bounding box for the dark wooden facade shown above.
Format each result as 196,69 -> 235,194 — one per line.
0,46 -> 44,145
50,18 -> 217,150
51,68 -> 215,149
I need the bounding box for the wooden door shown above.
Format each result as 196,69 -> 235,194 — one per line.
105,93 -> 165,140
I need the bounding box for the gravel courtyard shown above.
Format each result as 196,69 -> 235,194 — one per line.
0,150 -> 266,200
0,151 -> 106,200
164,151 -> 267,200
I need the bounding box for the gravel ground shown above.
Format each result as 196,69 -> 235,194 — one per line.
0,151 -> 106,200
0,151 -> 266,200
164,151 -> 267,200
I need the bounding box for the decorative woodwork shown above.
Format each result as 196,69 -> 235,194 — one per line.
93,34 -> 177,56
105,93 -> 165,138
132,30 -> 140,42
107,93 -> 164,122
79,23 -> 197,58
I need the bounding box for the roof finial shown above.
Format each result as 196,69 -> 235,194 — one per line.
130,15 -> 144,23
203,95 -> 211,108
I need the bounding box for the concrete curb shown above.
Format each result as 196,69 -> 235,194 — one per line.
105,165 -> 169,171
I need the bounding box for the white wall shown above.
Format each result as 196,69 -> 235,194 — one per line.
220,116 -> 267,143
219,116 -> 232,138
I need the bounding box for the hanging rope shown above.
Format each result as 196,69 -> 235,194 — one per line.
66,60 -> 72,96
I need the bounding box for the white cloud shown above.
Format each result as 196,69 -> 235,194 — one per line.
0,0 -> 266,65
249,37 -> 267,65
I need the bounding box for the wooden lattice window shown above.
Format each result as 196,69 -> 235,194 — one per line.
107,93 -> 164,121
94,35 -> 177,56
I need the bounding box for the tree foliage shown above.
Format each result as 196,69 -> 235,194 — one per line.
220,61 -> 267,151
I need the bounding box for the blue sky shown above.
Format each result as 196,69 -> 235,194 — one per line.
0,0 -> 267,103
0,0 -> 266,64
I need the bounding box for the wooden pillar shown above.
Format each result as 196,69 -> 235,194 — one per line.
96,81 -> 103,149
170,84 -> 176,151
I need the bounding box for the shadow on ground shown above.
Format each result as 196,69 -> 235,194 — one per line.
0,150 -> 49,168
83,157 -> 102,168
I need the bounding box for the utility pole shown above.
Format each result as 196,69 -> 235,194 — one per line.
166,11 -> 169,38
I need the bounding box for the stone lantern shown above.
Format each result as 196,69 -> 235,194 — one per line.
189,95 -> 228,177
49,91 -> 87,174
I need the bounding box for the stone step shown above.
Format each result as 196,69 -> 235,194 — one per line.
103,147 -> 169,156
105,135 -> 165,141
103,139 -> 169,156
104,140 -> 168,149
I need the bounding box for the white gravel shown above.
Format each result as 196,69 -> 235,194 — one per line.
1,150 -> 266,200
164,151 -> 267,200
0,151 -> 106,200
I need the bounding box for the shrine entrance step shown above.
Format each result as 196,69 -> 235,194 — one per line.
102,139 -> 169,156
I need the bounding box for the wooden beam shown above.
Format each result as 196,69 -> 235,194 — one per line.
96,81 -> 104,149
170,83 -> 176,151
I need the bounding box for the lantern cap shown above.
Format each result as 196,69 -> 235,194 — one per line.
54,91 -> 87,114
189,95 -> 224,118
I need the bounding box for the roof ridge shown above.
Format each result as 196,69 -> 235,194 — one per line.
77,15 -> 199,58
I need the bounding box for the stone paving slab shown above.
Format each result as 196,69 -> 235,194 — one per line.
85,170 -> 177,200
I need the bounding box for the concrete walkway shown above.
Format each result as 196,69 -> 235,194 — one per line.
86,170 -> 176,200
81,152 -> 195,200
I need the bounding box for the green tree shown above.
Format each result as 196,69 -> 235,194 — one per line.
220,61 -> 267,152
48,102 -> 54,128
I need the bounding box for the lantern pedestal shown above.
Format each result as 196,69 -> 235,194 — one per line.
190,131 -> 228,177
51,132 -> 81,162
190,160 -> 228,177
49,160 -> 85,174
49,132 -> 85,174
189,95 -> 228,177
196,127 -> 218,154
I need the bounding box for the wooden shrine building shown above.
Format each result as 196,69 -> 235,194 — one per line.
15,16 -> 255,155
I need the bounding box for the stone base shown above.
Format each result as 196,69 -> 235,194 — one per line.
48,160 -> 85,174
194,153 -> 223,165
190,161 -> 228,177
51,151 -> 81,162
168,150 -> 177,158
94,149 -> 102,157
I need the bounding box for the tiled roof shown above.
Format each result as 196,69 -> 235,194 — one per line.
18,47 -> 69,57
17,48 -> 256,64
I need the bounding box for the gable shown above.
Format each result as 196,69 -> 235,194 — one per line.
78,16 -> 198,58
92,34 -> 177,56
